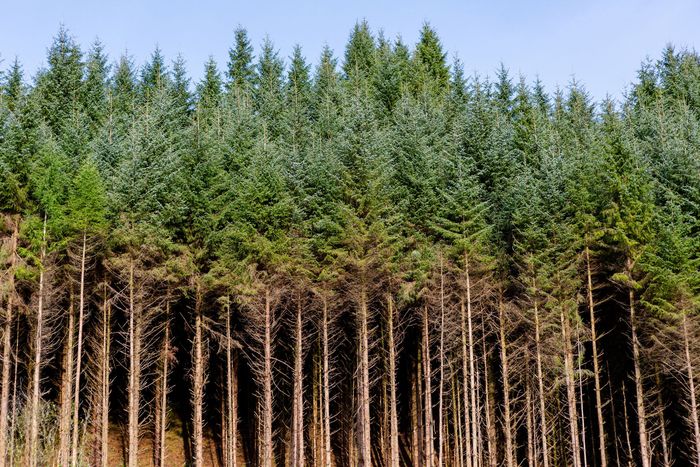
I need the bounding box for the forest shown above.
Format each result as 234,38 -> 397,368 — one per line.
0,21 -> 699,467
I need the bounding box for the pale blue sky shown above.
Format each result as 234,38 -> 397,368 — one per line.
1,0 -> 699,100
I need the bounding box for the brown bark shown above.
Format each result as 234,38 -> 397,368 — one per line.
463,253 -> 476,467
192,281 -> 205,467
292,294 -> 305,467
628,283 -> 650,467
99,282 -> 111,467
683,314 -> 700,467
0,218 -> 17,465
423,304 -> 434,467
585,246 -> 607,467
225,297 -> 237,467
261,288 -> 273,467
70,233 -> 88,467
533,283 -> 549,467
321,297 -> 331,467
437,257 -> 446,467
357,286 -> 371,466
498,297 -> 515,467
59,292 -> 75,467
127,259 -> 141,467
561,301 -> 581,467
387,294 -> 399,467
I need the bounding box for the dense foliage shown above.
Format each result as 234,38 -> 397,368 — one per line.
0,23 -> 698,467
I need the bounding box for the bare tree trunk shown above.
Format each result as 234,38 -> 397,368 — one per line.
8,318 -> 20,467
99,281 -> 111,467
463,253 -> 476,467
321,297 -> 331,467
0,218 -> 17,465
192,281 -> 205,467
70,233 -> 88,467
412,358 -> 422,466
483,315 -> 496,467
533,285 -> 549,467
621,380 -> 633,467
585,246 -> 607,467
127,259 -> 141,467
561,303 -> 581,467
628,283 -> 650,467
28,215 -> 47,467
577,324 -> 588,467
154,299 -> 170,467
526,379 -> 535,467
423,304 -> 434,467
225,298 -> 237,467
59,292 -> 75,467
437,257 -> 446,467
357,286 -> 371,466
655,369 -> 671,467
292,294 -> 305,467
261,288 -> 273,467
387,294 -> 399,467
683,314 -> 700,466
498,297 -> 514,467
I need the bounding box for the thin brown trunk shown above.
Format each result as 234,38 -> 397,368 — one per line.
655,369 -> 671,467
483,315 -> 496,467
438,257 -> 446,467
155,299 -> 170,467
628,284 -> 650,467
585,246 -> 607,467
621,380 -> 633,467
387,294 -> 399,467
533,285 -> 549,467
683,314 -> 700,466
423,305 -> 434,467
292,294 -> 305,467
70,233 -> 88,466
192,281 -> 205,467
357,286 -> 371,466
59,292 -> 75,467
561,302 -> 581,467
0,218 -> 17,465
526,379 -> 535,467
100,282 -> 111,467
463,253 -> 476,467
127,259 -> 140,467
225,298 -> 237,467
321,297 -> 331,467
28,215 -> 47,467
498,297 -> 514,467
261,288 -> 273,467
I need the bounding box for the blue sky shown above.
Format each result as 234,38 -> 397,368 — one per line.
1,0 -> 699,101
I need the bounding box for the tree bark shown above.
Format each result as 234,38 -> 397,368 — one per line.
225,297 -> 237,467
357,286 -> 371,466
261,288 -> 273,467
561,302 -> 581,467
28,215 -> 47,467
437,257 -> 446,467
585,246 -> 607,467
100,281 -> 111,467
683,314 -> 700,467
59,292 -> 75,467
387,294 -> 399,467
423,304 -> 434,467
498,297 -> 515,467
463,253 -> 476,467
292,294 -> 305,467
0,217 -> 17,465
628,282 -> 650,467
192,281 -> 205,467
533,283 -> 549,467
70,232 -> 88,467
321,297 -> 331,467
127,259 -> 141,467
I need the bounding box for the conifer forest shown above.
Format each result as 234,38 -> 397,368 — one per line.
1,21 -> 700,467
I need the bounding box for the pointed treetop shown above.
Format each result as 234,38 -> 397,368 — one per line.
3,58 -> 24,112
414,22 -> 450,90
197,56 -> 222,111
227,26 -> 255,92
343,20 -> 376,80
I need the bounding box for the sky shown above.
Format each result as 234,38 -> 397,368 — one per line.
1,0 -> 699,101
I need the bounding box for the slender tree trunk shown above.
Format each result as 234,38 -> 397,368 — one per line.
225,298 -> 237,467
292,294 -> 305,467
585,246 -> 607,467
154,299 -> 170,467
482,315 -> 496,467
683,314 -> 700,466
561,302 -> 581,467
321,297 -> 331,467
387,294 -> 399,467
621,380 -> 633,467
28,215 -> 47,467
498,297 -> 514,467
526,379 -> 535,467
357,286 -> 371,466
8,318 -> 20,467
100,282 -> 111,467
261,288 -> 273,467
70,233 -> 88,466
0,218 -> 17,465
192,281 -> 205,467
59,292 -> 75,467
577,324 -> 588,467
655,369 -> 671,467
463,254 -> 476,467
533,285 -> 549,467
437,257 -> 446,467
127,259 -> 141,467
628,282 -> 650,467
423,304 -> 434,467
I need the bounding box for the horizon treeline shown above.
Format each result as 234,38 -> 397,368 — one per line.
0,21 -> 699,467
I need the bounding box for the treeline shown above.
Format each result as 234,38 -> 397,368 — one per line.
0,21 -> 699,466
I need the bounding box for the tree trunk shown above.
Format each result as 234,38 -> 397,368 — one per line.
59,292 -> 75,467
683,314 -> 700,467
154,299 -> 170,467
127,259 -> 141,467
655,369 -> 671,467
585,246 -> 607,467
71,232 -> 88,467
0,218 -> 17,465
261,288 -> 273,467
387,294 -> 399,467
225,298 -> 237,467
463,253 -> 476,467
423,304 -> 434,467
533,284 -> 549,467
526,379 -> 535,467
321,297 -> 331,467
357,286 -> 371,466
437,257 -> 446,467
292,294 -> 305,467
483,315 -> 496,467
192,281 -> 205,467
628,283 -> 650,467
561,301 -> 581,467
100,281 -> 111,467
28,215 -> 47,467
498,297 -> 514,467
